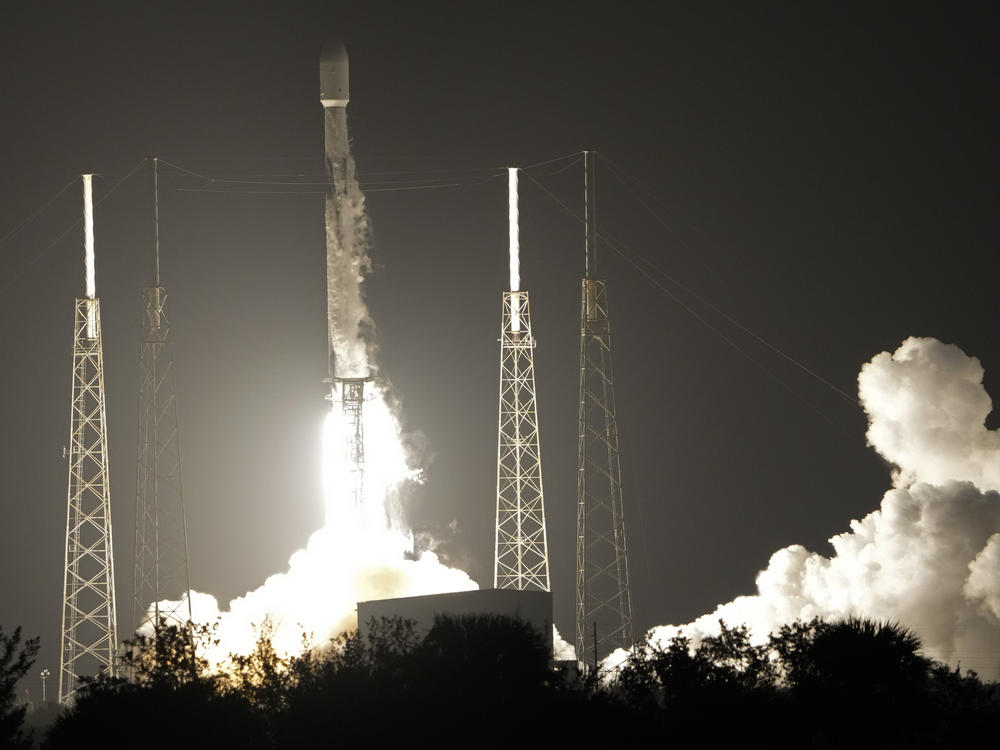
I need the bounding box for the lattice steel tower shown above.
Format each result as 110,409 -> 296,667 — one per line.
132,158 -> 193,636
60,175 -> 118,704
494,168 -> 550,591
326,376 -> 377,510
576,151 -> 633,667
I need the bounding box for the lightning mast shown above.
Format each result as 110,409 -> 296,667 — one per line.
494,168 -> 550,591
60,175 -> 118,703
132,157 -> 193,637
576,151 -> 634,667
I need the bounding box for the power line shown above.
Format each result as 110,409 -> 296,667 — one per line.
0,177 -> 80,249
0,160 -> 147,297
519,168 -> 862,413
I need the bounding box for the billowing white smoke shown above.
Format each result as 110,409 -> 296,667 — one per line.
615,337 -> 1000,678
143,111 -> 481,667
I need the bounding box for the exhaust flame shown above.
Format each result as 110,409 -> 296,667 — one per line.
508,167 -> 520,332
146,393 -> 479,668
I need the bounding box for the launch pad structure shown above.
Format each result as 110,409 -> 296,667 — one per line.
576,152 -> 634,667
60,176 -> 118,704
326,375 -> 378,508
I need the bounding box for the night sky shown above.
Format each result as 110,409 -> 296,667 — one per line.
1,2 -> 997,691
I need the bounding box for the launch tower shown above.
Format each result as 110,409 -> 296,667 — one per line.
132,158 -> 193,637
60,175 -> 118,703
494,169 -> 550,591
326,375 -> 377,510
576,151 -> 634,667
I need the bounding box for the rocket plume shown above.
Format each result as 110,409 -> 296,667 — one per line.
613,337 -> 1000,679
141,40 -> 480,666
508,168 -> 520,332
324,106 -> 373,378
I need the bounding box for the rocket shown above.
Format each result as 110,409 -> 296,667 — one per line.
320,39 -> 349,108
320,38 -> 371,383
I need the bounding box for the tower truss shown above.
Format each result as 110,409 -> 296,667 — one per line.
494,291 -> 550,591
132,158 -> 193,637
328,376 -> 376,509
576,152 -> 633,667
60,297 -> 118,703
132,286 -> 192,634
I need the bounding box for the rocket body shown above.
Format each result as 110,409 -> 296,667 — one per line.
320,39 -> 349,108
321,39 -> 372,380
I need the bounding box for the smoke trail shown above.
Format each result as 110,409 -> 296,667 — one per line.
508,168 -> 521,332
615,337 -> 1000,678
324,106 -> 374,377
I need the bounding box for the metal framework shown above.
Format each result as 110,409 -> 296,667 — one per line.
329,376 -> 375,508
132,285 -> 192,634
576,151 -> 633,667
494,291 -> 550,591
60,297 -> 118,703
132,158 -> 193,638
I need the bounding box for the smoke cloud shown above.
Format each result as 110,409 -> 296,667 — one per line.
324,107 -> 374,377
622,337 -> 1000,678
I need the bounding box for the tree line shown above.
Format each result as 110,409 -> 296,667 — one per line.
3,615 -> 999,748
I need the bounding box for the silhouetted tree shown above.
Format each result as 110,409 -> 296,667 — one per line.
43,621 -> 267,750
275,616 -> 421,746
616,622 -> 780,741
1,625 -> 39,750
771,618 -> 933,747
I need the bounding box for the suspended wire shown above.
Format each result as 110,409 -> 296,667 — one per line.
532,153 -> 585,177
597,154 -> 731,288
519,169 -> 862,416
0,176 -> 81,249
177,188 -> 328,195
599,152 -> 723,245
520,150 -> 585,171
157,151 -> 582,190
0,160 -> 147,297
162,155 -> 506,195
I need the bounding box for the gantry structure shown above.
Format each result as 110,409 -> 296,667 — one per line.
328,376 -> 376,510
576,151 -> 634,667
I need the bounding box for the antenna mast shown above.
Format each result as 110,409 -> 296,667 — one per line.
132,157 -> 193,641
576,151 -> 634,668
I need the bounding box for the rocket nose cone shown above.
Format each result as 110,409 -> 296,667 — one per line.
320,38 -> 349,106
321,38 -> 348,65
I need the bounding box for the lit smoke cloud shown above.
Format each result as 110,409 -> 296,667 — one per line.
619,337 -> 1000,678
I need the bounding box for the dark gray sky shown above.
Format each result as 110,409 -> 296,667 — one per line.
1,1 -> 997,690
